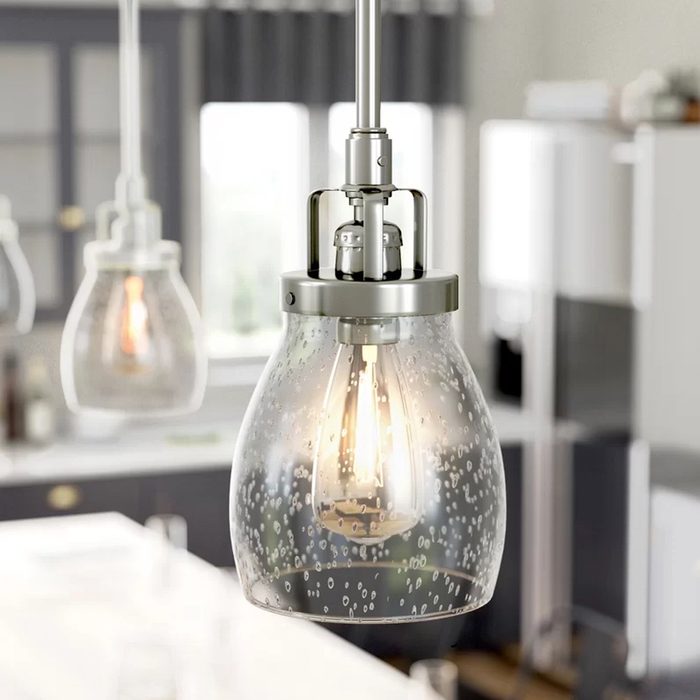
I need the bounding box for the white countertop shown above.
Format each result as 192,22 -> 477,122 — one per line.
0,513 -> 434,700
0,403 -> 537,487
0,421 -> 239,485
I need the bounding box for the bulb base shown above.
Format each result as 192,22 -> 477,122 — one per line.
337,317 -> 400,344
334,220 -> 402,280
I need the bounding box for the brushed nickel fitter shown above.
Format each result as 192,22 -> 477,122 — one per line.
281,0 -> 458,344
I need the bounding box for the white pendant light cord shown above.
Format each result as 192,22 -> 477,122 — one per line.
107,0 -> 162,254
117,0 -> 147,210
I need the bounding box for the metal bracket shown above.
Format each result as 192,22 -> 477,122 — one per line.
362,191 -> 385,280
405,188 -> 427,276
307,188 -> 341,277
307,187 -> 427,279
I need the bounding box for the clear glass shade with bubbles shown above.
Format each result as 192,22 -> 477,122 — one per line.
0,196 -> 35,336
231,312 -> 506,623
61,208 -> 206,416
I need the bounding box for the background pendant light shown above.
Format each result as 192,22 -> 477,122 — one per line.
0,195 -> 35,336
231,0 -> 506,622
60,0 -> 206,416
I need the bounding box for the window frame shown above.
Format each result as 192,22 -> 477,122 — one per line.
197,102 -> 466,389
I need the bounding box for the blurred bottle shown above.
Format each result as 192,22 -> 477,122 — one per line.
684,95 -> 700,123
145,513 -> 188,550
620,70 -> 684,126
672,68 -> 700,123
24,355 -> 55,445
409,659 -> 459,700
3,351 -> 24,443
621,68 -> 700,126
145,513 -> 188,594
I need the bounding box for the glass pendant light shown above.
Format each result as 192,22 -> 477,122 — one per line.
60,0 -> 206,416
230,0 -> 506,622
0,195 -> 35,336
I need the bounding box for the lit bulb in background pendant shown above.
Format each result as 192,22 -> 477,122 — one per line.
313,334 -> 421,543
100,271 -> 153,373
60,0 -> 206,415
120,274 -> 149,359
61,211 -> 205,414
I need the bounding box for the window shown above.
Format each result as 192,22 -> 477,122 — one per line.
200,102 -> 437,363
200,103 -> 309,359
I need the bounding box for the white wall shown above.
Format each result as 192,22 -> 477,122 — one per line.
461,0 -> 546,377
542,0 -> 700,83
10,1 -> 700,400
462,0 -> 700,377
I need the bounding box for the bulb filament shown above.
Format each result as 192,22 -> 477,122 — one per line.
349,345 -> 383,488
120,274 -> 149,358
313,340 -> 421,544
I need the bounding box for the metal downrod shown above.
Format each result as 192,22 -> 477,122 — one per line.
356,0 -> 382,130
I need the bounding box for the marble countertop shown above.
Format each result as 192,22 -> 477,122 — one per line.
0,513 -> 430,700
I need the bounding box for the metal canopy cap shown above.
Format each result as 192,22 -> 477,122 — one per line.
281,269 -> 459,318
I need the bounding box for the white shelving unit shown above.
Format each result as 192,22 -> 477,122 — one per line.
481,120 -> 700,681
628,125 -> 700,679
480,119 -> 635,664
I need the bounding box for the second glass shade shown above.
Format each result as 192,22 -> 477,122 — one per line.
231,313 -> 506,623
0,196 -> 35,336
61,239 -> 206,415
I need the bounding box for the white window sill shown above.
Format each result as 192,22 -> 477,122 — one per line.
206,356 -> 268,389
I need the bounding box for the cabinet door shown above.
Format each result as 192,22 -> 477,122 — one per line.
0,469 -> 233,568
0,43 -> 63,320
0,477 -> 144,523
572,440 -> 629,623
0,8 -> 183,321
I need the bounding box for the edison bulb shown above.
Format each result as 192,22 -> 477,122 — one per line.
61,238 -> 206,415
92,271 -> 156,375
0,195 -> 35,336
312,341 -> 421,543
114,274 -> 151,368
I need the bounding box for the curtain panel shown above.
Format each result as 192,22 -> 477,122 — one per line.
203,2 -> 466,105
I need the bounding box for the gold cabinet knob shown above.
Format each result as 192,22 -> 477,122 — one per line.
47,484 -> 82,511
58,205 -> 86,232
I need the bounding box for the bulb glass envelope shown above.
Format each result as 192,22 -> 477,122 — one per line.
0,196 -> 35,336
60,202 -> 206,416
231,312 -> 505,623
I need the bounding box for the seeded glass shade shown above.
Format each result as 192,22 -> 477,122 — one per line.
61,238 -> 206,416
0,196 -> 35,336
231,313 -> 506,623
60,0 -> 206,416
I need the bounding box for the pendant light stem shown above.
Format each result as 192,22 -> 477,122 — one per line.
346,0 -> 391,189
117,0 -> 146,208
356,0 -> 381,129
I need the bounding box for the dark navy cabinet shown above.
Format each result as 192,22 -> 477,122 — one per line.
0,466 -> 234,568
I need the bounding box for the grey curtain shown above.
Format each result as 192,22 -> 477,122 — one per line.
203,3 -> 466,105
